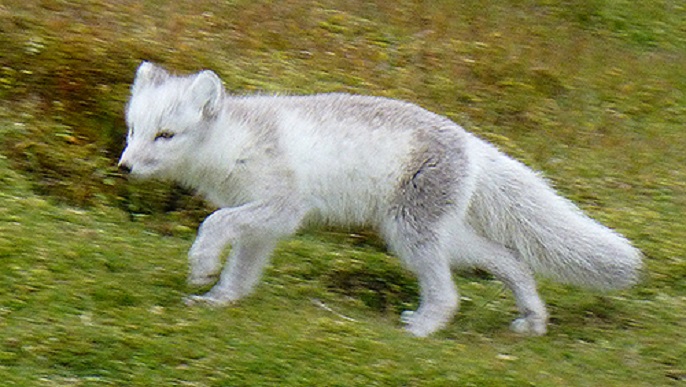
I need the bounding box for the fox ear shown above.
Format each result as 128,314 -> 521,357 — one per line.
189,70 -> 224,117
132,61 -> 168,93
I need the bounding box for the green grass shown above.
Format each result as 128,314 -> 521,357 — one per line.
1,0 -> 686,385
1,151 -> 684,386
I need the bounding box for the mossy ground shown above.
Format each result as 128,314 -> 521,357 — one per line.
1,1 -> 685,385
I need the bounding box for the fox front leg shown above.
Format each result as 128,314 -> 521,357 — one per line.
185,200 -> 305,305
186,238 -> 279,305
187,228 -> 225,287
187,204 -> 268,287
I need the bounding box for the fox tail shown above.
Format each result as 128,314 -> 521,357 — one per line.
467,145 -> 642,290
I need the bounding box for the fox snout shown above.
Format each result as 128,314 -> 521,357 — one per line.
118,148 -> 142,176
118,150 -> 133,175
118,161 -> 132,175
117,147 -> 160,179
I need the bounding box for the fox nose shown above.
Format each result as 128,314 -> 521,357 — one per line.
118,161 -> 132,175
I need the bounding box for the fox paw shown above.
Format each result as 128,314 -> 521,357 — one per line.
400,310 -> 449,338
187,273 -> 218,287
510,317 -> 547,336
183,294 -> 233,307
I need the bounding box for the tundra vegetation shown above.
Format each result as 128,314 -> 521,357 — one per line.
0,1 -> 685,385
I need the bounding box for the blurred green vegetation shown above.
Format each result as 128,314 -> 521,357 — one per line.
0,0 -> 685,385
2,1 -> 685,212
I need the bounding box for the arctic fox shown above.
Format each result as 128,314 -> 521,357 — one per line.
119,62 -> 642,337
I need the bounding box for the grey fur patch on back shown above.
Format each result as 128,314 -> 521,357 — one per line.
390,126 -> 471,241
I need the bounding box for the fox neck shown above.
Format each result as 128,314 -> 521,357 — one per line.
175,108 -> 256,206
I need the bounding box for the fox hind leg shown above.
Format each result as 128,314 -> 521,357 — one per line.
399,252 -> 459,337
382,218 -> 460,337
449,225 -> 548,335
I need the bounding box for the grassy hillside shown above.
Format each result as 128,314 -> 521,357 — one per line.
1,0 -> 685,385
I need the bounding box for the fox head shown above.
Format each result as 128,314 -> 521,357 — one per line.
118,62 -> 225,180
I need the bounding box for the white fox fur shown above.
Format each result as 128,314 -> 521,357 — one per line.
119,62 -> 642,336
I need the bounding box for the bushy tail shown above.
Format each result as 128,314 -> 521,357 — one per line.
467,145 -> 642,290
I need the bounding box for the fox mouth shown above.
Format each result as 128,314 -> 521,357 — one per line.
119,166 -> 150,179
117,160 -> 161,179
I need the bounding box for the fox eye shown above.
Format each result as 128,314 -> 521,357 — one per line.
154,131 -> 175,141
